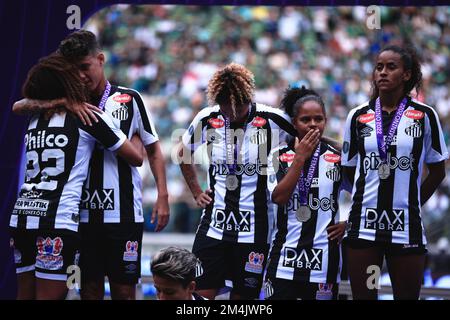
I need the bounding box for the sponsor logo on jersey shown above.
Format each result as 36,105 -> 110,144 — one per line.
405,121 -> 422,138
279,152 -> 295,163
211,162 -> 267,176
364,208 -> 405,231
358,113 -> 375,124
125,264 -> 137,274
404,110 -> 424,120
363,152 -> 414,174
251,116 -> 267,127
212,209 -> 251,232
123,241 -> 139,262
14,198 -> 49,217
24,130 -> 69,151
208,118 -> 224,129
287,193 -> 337,213
113,94 -> 132,104
326,165 -> 341,182
250,129 -> 267,145
359,125 -> 373,138
324,153 -> 340,163
111,105 -> 129,121
244,277 -> 259,288
283,247 -> 323,270
244,252 -> 264,274
80,189 -> 114,210
36,237 -> 64,271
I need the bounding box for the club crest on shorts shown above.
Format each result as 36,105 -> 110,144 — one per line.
264,279 -> 274,298
195,260 -> 204,277
244,252 -> 264,274
123,241 -> 139,262
36,237 -> 64,270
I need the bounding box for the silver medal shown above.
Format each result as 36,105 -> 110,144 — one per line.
378,163 -> 390,180
296,206 -> 311,222
226,175 -> 239,191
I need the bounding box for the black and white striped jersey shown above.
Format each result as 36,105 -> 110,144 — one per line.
266,141 -> 343,284
182,103 -> 296,244
341,97 -> 449,245
10,111 -> 126,232
80,85 -> 159,224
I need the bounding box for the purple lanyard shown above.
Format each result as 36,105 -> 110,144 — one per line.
98,81 -> 111,111
223,105 -> 252,175
374,97 -> 407,162
297,144 -> 321,205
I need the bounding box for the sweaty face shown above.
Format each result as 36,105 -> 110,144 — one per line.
293,100 -> 326,140
76,53 -> 105,94
153,275 -> 195,300
373,50 -> 411,94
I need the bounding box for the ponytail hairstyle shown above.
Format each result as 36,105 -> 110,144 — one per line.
371,44 -> 422,100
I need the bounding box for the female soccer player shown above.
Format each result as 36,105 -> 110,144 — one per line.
264,86 -> 347,300
341,45 -> 448,300
179,63 -> 296,300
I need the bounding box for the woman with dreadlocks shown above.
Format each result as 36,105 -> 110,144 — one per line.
179,62 -> 296,300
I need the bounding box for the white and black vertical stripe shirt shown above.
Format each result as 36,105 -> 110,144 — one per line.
341,97 -> 449,245
182,103 -> 296,244
266,141 -> 343,284
80,85 -> 159,224
10,111 -> 126,232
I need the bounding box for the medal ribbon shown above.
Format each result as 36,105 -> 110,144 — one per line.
223,105 -> 252,175
297,144 -> 321,205
374,97 -> 407,163
98,81 -> 111,111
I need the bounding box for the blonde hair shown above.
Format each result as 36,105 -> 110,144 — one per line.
206,63 -> 255,119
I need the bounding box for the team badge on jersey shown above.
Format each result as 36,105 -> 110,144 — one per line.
326,166 -> 341,182
195,260 -> 204,277
36,237 -> 64,270
111,104 -> 129,121
250,129 -> 267,145
405,121 -> 423,138
245,252 -> 264,274
123,241 -> 139,262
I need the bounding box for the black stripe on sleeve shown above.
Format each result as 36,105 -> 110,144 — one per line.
78,112 -> 121,149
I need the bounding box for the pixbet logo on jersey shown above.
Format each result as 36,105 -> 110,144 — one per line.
364,208 -> 405,231
123,241 -> 139,262
211,161 -> 267,176
80,189 -> 114,210
283,247 -> 323,270
287,193 -> 337,213
363,152 -> 415,175
36,237 -> 64,271
245,252 -> 264,274
212,209 -> 251,232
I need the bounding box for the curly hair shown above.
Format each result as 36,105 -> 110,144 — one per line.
22,53 -> 87,104
280,85 -> 326,118
206,62 -> 255,119
371,44 -> 423,100
58,29 -> 101,62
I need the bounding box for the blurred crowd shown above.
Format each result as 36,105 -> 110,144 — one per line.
84,5 -> 450,241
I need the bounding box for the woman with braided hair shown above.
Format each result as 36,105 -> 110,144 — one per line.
179,62 -> 296,299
